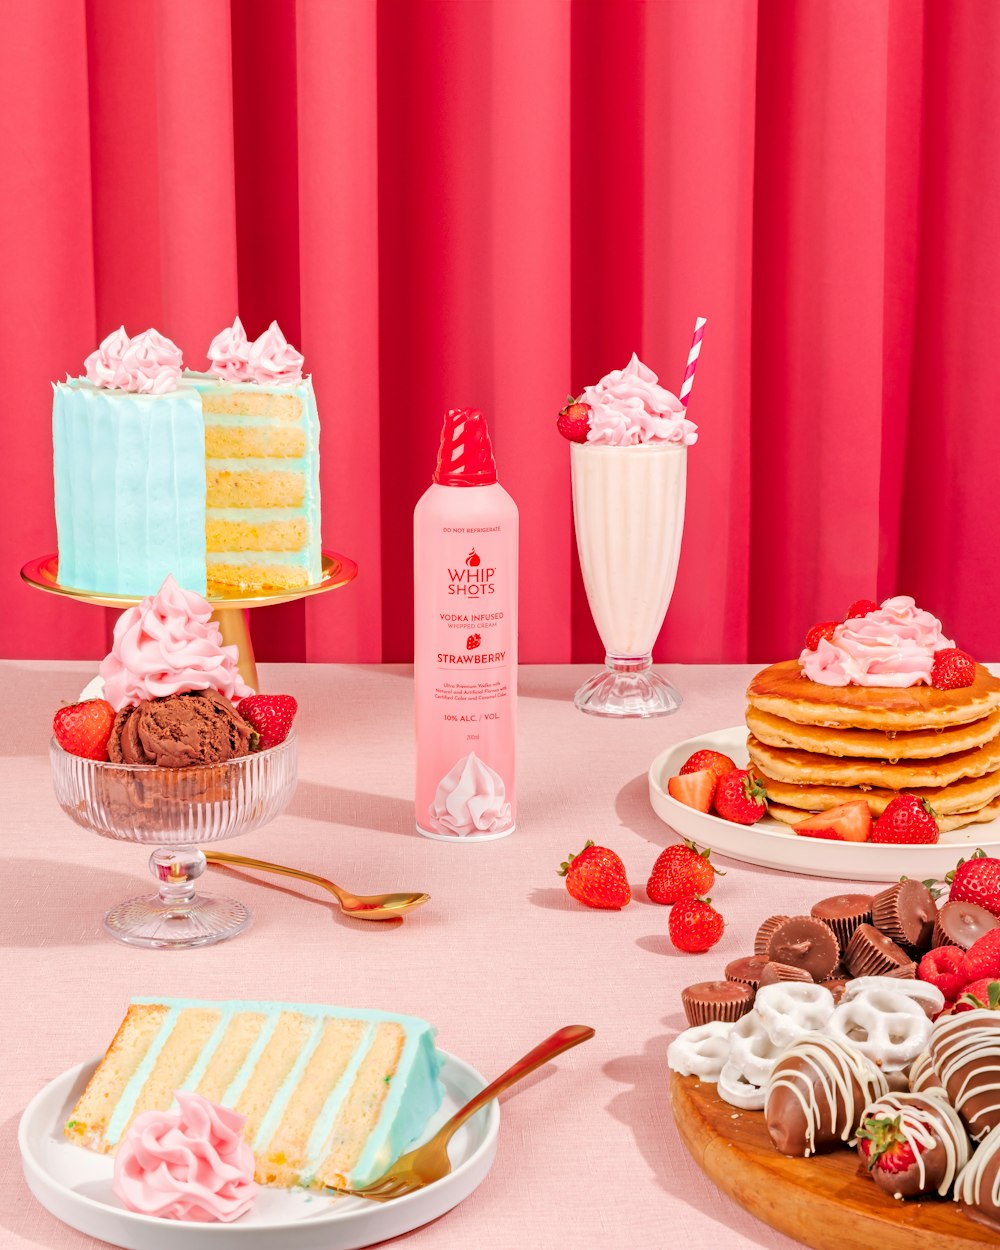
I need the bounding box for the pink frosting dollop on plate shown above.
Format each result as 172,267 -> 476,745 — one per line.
800,595 -> 955,687
112,1091 -> 257,1223
99,574 -> 254,711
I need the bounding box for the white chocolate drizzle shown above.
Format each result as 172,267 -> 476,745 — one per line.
860,1091 -> 971,1197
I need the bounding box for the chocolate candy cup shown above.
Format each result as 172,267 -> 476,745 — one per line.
818,978 -> 849,1003
681,980 -> 754,1026
758,961 -> 812,987
767,915 -> 840,980
844,923 -> 911,977
871,879 -> 937,949
725,954 -> 770,989
754,915 -> 789,956
933,899 -> 1000,950
810,893 -> 873,951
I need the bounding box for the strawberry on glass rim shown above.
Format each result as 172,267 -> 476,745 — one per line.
556,397 -> 591,444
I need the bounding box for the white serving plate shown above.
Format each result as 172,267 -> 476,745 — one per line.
19,1051 -> 498,1250
648,726 -> 1000,883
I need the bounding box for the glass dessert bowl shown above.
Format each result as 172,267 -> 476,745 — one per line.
50,731 -> 298,949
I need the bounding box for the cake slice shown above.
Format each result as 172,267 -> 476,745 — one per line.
65,997 -> 445,1190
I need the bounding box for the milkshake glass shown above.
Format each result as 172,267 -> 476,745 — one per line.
566,354 -> 695,718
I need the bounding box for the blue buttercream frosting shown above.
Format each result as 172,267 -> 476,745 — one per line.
52,380 -> 207,595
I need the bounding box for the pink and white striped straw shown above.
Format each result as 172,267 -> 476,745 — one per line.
678,315 -> 707,408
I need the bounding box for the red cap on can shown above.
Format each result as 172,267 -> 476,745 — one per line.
433,408 -> 498,487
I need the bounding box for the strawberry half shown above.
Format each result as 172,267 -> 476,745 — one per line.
556,398 -> 591,443
679,749 -> 736,780
53,699 -> 115,761
238,694 -> 298,750
667,769 -> 717,814
792,800 -> 872,843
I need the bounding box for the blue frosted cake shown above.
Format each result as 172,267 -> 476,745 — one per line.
65,996 -> 445,1191
52,319 -> 322,596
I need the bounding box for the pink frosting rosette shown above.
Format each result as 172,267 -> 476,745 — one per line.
247,320 -> 304,385
800,595 -> 955,687
430,752 -> 512,836
99,574 -> 254,711
112,1091 -> 257,1223
581,352 -> 698,447
84,327 -> 182,394
207,315 -> 251,381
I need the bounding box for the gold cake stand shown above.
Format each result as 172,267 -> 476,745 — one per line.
20,551 -> 359,690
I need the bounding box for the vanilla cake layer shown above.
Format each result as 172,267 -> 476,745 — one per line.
53,373 -> 322,596
66,998 -> 444,1190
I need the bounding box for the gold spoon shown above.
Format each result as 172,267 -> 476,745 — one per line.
203,851 -> 430,921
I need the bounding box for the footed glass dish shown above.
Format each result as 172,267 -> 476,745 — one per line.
50,732 -> 297,949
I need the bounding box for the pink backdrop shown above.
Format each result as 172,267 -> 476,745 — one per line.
3,0 -> 1000,665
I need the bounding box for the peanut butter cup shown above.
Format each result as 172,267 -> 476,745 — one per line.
754,915 -> 789,956
883,961 -> 918,979
845,923 -> 911,977
933,899 -> 1000,950
766,915 -> 840,981
681,980 -> 754,1026
810,894 -> 873,950
757,961 -> 812,987
871,879 -> 937,949
818,978 -> 849,1003
724,954 -> 770,989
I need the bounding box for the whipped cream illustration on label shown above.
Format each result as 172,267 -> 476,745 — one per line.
429,751 -> 512,837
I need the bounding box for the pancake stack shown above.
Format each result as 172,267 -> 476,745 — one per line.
745,660 -> 1000,831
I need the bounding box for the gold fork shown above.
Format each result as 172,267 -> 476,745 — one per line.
327,1024 -> 596,1202
203,850 -> 429,921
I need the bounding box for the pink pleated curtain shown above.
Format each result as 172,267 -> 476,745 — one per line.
2,0 -> 999,666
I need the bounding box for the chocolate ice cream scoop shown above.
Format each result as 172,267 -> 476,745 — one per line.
108,691 -> 253,767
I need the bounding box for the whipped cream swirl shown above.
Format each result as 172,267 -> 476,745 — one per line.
112,1091 -> 257,1223
99,574 -> 254,710
84,327 -> 183,394
207,315 -> 251,381
429,752 -> 512,837
581,353 -> 698,447
800,596 -> 955,687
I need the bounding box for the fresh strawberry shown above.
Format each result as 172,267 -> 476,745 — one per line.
558,840 -> 630,910
668,896 -> 725,953
667,769 -> 717,814
954,978 -> 1000,1012
793,800 -> 872,843
466,634 -> 481,651
238,694 -> 298,750
680,749 -> 736,780
961,928 -> 1000,983
846,599 -> 880,619
931,647 -> 977,691
53,699 -> 115,761
949,852 -> 1000,917
857,1115 -> 922,1176
870,794 -> 939,844
804,620 -> 839,651
918,946 -> 967,1000
556,398 -> 591,443
714,769 -> 767,825
646,840 -> 721,906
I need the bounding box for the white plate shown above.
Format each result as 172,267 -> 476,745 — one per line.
648,726 -> 1000,882
19,1052 -> 498,1250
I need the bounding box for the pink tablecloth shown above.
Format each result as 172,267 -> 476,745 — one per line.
3,662 -> 861,1250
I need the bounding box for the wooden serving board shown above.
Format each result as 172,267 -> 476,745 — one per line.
669,1071 -> 999,1250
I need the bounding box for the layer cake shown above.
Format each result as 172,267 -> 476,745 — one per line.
52,320 -> 321,597
66,997 -> 444,1190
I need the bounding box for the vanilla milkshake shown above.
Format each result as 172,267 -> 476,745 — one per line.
559,353 -> 697,717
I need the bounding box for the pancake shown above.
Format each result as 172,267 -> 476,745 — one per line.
750,765 -> 1000,816
745,705 -> 1000,761
746,660 -> 1000,730
747,732 -> 1000,790
767,796 -> 1000,834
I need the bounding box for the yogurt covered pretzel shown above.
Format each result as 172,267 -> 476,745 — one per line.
844,976 -> 945,1019
754,982 -> 836,1048
726,1011 -> 786,1089
827,986 -> 932,1071
666,1021 -> 734,1081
